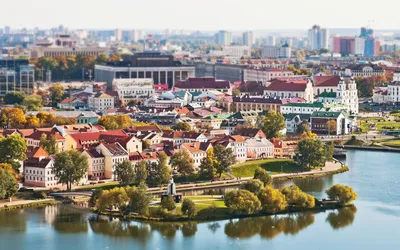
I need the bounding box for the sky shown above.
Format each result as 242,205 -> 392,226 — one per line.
1,0 -> 399,31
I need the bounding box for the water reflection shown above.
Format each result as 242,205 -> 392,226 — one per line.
53,207 -> 88,234
224,212 -> 315,239
326,206 -> 357,230
274,175 -> 334,195
207,222 -> 221,233
0,209 -> 26,233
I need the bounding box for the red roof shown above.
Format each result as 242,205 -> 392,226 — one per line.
266,82 -> 308,92
59,97 -> 76,104
26,131 -> 64,140
314,75 -> 340,87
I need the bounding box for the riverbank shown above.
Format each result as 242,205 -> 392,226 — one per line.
98,201 -> 353,223
337,145 -> 400,152
0,199 -> 59,211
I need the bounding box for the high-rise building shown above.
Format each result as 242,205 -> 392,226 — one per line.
242,31 -> 254,47
215,30 -> 232,46
115,29 -> 123,41
360,27 -> 374,38
308,25 -> 329,50
266,36 -> 276,46
364,38 -> 380,57
4,26 -> 10,34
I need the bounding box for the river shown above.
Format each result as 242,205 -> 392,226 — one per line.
1,150 -> 400,250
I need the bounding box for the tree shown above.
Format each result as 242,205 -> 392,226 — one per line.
242,179 -> 264,194
325,141 -> 335,162
161,196 -> 176,211
49,83 -> 64,106
135,161 -> 148,185
96,54 -> 108,64
281,185 -> 315,209
114,161 -> 135,185
213,145 -> 236,178
23,95 -> 43,111
181,198 -> 197,218
296,138 -> 327,169
96,187 -> 129,214
53,150 -> 89,190
150,152 -> 170,186
232,88 -> 241,97
0,168 -> 18,199
39,134 -> 57,155
126,185 -> 152,215
326,184 -> 357,205
296,121 -> 310,135
300,131 -> 317,139
199,148 -> 216,179
0,134 -> 27,172
98,114 -> 131,130
254,167 -> 272,186
169,150 -> 194,177
24,116 -> 40,128
0,108 -> 26,128
224,190 -> 261,214
326,120 -> 337,135
171,122 -> 191,131
256,111 -> 285,139
4,92 -> 26,105
257,186 -> 287,214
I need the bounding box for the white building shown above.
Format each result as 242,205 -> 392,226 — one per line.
308,25 -> 329,50
373,71 -> 400,104
209,46 -> 251,59
244,68 -> 294,83
246,138 -> 274,159
88,92 -> 114,111
266,36 -> 276,46
264,79 -> 314,102
280,102 -> 323,114
112,78 -> 154,105
262,46 -> 291,58
181,142 -> 212,167
24,157 -> 59,188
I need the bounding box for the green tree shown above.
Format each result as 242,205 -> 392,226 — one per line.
199,149 -> 216,179
170,150 -> 194,177
326,184 -> 357,205
256,111 -> 285,139
171,122 -> 191,131
232,88 -> 241,97
53,150 -> 89,190
254,167 -> 272,186
181,198 -> 197,218
0,108 -> 26,128
39,134 -> 57,155
96,187 -> 129,215
0,134 -> 27,172
135,161 -> 148,185
49,83 -> 64,106
325,141 -> 335,162
23,95 -> 43,111
98,115 -> 131,130
213,145 -> 236,178
224,190 -> 261,214
4,92 -> 26,105
326,120 -> 337,135
115,161 -> 135,185
257,186 -> 287,214
296,138 -> 327,169
281,185 -> 315,209
161,196 -> 176,211
296,121 -> 310,135
0,168 -> 18,199
126,185 -> 152,215
150,152 -> 170,186
95,54 -> 108,64
242,179 -> 264,194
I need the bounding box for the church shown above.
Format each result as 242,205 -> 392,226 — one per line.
313,75 -> 359,115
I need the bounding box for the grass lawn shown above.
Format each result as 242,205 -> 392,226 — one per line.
359,118 -> 400,133
380,139 -> 400,148
230,159 -> 302,178
74,181 -> 120,191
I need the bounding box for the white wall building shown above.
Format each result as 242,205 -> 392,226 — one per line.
88,92 -> 114,111
244,68 -> 294,83
242,31 -> 254,47
216,30 -> 232,46
112,78 -> 154,105
210,46 -> 251,59
308,25 -> 329,50
246,138 -> 274,159
262,46 -> 291,58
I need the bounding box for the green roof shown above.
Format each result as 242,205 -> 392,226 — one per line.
284,113 -> 311,121
311,111 -> 343,118
282,102 -> 323,108
318,92 -> 337,98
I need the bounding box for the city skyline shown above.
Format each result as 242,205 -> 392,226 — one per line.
1,0 -> 398,30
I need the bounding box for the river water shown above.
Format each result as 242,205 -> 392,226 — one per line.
1,150 -> 400,250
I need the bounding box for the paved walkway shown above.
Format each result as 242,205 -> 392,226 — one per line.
0,199 -> 53,208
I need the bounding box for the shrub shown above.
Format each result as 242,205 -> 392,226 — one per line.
258,186 -> 287,214
224,190 -> 261,214
242,179 -> 264,194
33,191 -> 48,199
254,167 -> 272,186
161,196 -> 176,211
181,198 -> 197,218
326,184 -> 357,205
281,185 -> 315,209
